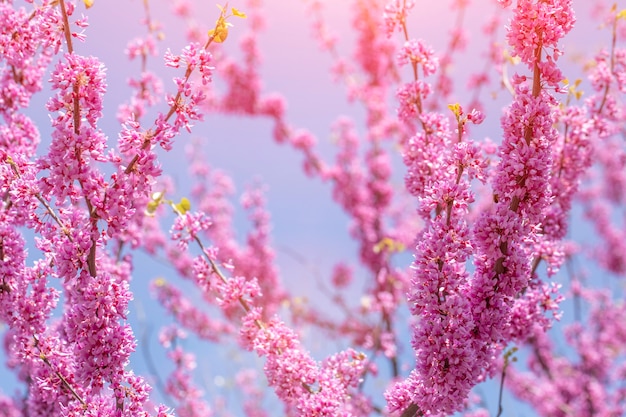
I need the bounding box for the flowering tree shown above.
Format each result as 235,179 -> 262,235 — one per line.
1,0 -> 625,416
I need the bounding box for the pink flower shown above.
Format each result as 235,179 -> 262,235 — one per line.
397,39 -> 439,77
507,0 -> 575,67
170,211 -> 212,251
383,0 -> 416,37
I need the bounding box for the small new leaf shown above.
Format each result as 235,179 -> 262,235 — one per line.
208,20 -> 231,43
447,103 -> 462,120
83,0 -> 94,8
373,237 -> 405,254
564,78 -> 584,100
231,7 -> 246,18
173,197 -> 191,215
179,197 -> 191,212
145,191 -> 165,216
208,4 -> 246,43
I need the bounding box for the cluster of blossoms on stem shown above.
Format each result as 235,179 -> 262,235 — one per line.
234,369 -> 268,417
469,0 -> 574,344
506,286 -> 626,417
39,53 -> 108,206
3,0 -> 157,408
382,0 -> 415,38
152,279 -> 235,342
0,4 -> 66,416
577,9 -> 626,277
239,307 -> 369,416
171,211 -> 212,251
163,43 -> 211,132
387,82 -> 489,417
397,39 -> 438,76
117,34 -> 163,123
164,187 -> 372,415
386,0 -> 578,415
159,327 -> 213,417
183,140 -> 287,317
0,0 -> 233,415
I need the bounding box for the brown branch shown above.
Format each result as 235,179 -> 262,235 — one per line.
34,335 -> 86,407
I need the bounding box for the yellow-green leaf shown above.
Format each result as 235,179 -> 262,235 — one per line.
208,21 -> 229,43
173,197 -> 191,215
145,200 -> 159,216
179,197 -> 191,212
373,237 -> 405,254
447,103 -> 461,118
232,7 -> 246,18
145,191 -> 165,216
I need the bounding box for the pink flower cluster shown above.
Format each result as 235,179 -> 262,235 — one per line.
386,0 -> 579,415
239,307 -> 369,416
159,327 -> 213,417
